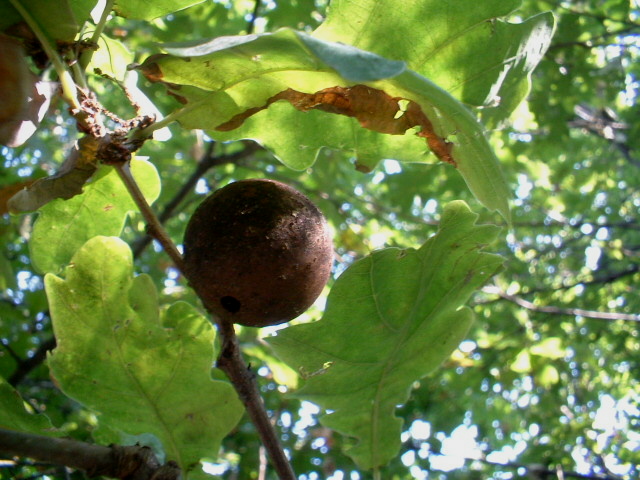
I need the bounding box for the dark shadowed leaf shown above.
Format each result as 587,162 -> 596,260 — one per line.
269,201 -> 503,469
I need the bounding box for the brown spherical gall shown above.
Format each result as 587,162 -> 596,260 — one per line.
183,179 -> 333,327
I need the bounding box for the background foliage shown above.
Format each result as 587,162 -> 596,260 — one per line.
0,0 -> 638,479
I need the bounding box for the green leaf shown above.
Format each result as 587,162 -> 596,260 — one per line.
139,28 -> 512,220
114,0 -> 206,20
511,349 -> 532,373
89,33 -> 134,81
530,337 -> 566,360
478,12 -> 557,127
297,34 -> 406,82
314,0 -> 555,124
46,236 -> 244,472
28,157 -> 160,274
268,201 -> 503,469
0,0 -> 93,42
0,376 -> 54,434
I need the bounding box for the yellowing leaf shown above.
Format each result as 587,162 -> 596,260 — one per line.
46,236 -> 244,472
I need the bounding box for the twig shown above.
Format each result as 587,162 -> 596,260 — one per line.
214,319 -> 296,480
0,428 -> 180,480
258,446 -> 268,480
114,162 -> 185,272
246,0 -> 262,34
80,0 -> 116,70
8,337 -> 57,387
427,444 -> 624,480
479,265 -> 640,302
129,101 -> 203,142
482,286 -> 640,322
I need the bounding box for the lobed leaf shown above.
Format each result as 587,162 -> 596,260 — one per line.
314,0 -> 555,125
46,236 -> 244,473
139,28 -> 513,219
268,201 -> 504,469
27,157 -> 160,274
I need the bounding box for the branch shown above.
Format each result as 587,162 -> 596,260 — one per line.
428,445 -> 624,480
553,1 -> 640,28
0,428 -> 180,480
8,337 -> 57,387
214,320 -> 296,480
246,0 -> 262,34
79,0 -> 116,70
114,162 -> 185,272
482,286 -> 640,322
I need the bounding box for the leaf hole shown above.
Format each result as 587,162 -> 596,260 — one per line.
220,296 -> 241,313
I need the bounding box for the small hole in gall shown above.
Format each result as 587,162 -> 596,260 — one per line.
220,296 -> 241,313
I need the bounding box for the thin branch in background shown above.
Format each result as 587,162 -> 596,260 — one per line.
131,140 -> 260,259
0,428 -> 180,480
482,286 -> 640,322
8,337 -> 57,387
490,264 -> 640,299
246,0 -> 262,34
258,445 -> 268,480
553,1 -> 640,28
0,340 -> 21,363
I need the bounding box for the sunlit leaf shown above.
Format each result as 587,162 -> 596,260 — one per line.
114,0 -> 206,20
530,337 -> 566,359
88,34 -> 134,81
511,349 -> 532,373
46,236 -> 244,472
27,157 -> 160,274
314,0 -> 555,125
268,201 -> 503,469
537,364 -> 560,388
139,28 -> 512,220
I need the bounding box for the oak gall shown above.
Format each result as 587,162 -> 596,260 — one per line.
183,179 -> 333,327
